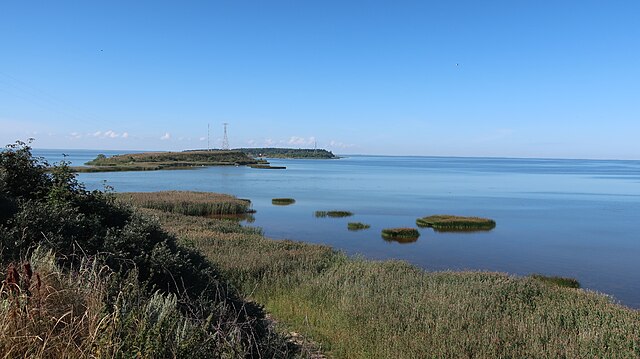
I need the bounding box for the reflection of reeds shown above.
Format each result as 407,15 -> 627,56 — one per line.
272,198 -> 296,205
347,222 -> 370,231
315,210 -> 353,218
117,191 -> 252,216
381,228 -> 420,241
530,274 -> 580,288
416,215 -> 496,231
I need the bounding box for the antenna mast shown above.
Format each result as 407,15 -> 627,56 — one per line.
207,123 -> 210,151
222,123 -> 230,150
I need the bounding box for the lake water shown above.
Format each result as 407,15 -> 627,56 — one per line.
35,149 -> 640,308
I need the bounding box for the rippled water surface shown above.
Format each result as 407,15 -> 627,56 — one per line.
35,149 -> 640,308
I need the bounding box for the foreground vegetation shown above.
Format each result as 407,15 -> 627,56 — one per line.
151,198 -> 640,358
417,214 -> 496,231
0,142 -> 298,358
72,150 -> 264,172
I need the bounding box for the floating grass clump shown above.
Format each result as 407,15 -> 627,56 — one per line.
116,191 -> 252,216
530,274 -> 581,288
381,227 -> 420,240
348,222 -> 371,231
272,198 -> 296,205
416,214 -> 496,231
315,210 -> 354,218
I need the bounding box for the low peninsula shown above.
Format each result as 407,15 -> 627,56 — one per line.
71,150 -> 264,172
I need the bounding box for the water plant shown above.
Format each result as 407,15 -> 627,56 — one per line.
315,210 -> 354,218
272,198 -> 296,205
530,274 -> 581,288
416,214 -> 496,231
381,227 -> 420,240
347,222 -> 371,231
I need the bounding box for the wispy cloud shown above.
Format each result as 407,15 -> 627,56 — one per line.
288,136 -> 316,146
122,132 -> 129,139
328,140 -> 355,149
160,132 -> 171,140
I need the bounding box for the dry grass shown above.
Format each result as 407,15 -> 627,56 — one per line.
272,198 -> 296,205
117,191 -> 252,216
144,205 -> 640,358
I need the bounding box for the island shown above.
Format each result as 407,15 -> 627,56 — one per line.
235,147 -> 337,159
71,150 -> 265,172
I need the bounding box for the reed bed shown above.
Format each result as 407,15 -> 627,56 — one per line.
315,210 -> 354,218
381,227 -> 420,239
272,198 -> 296,205
416,214 -> 496,231
149,209 -> 640,358
347,222 -> 370,231
116,191 -> 252,216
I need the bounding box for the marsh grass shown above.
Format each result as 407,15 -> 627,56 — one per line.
530,274 -> 581,288
315,211 -> 354,218
117,191 -> 252,216
417,214 -> 496,231
381,227 -> 420,240
272,198 -> 296,205
149,208 -> 640,358
347,222 -> 370,231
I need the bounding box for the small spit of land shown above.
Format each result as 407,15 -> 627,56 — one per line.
315,210 -> 354,218
4,143 -> 640,358
347,222 -> 370,231
71,150 -> 263,172
417,214 -> 496,231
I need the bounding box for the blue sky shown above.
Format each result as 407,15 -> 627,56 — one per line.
1,1 -> 639,158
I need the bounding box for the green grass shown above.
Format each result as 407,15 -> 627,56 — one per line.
315,210 -> 354,218
150,208 -> 640,358
272,198 -> 296,205
416,214 -> 496,231
116,191 -> 252,216
347,222 -> 370,231
530,274 -> 581,288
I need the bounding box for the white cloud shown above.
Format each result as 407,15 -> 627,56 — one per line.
160,132 -> 171,140
121,132 -> 129,139
69,132 -> 82,139
104,130 -> 118,138
247,139 -> 257,146
264,138 -> 275,146
92,131 -> 102,137
199,137 -> 206,141
288,136 -> 316,146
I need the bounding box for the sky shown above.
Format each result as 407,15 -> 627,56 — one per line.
1,1 -> 639,159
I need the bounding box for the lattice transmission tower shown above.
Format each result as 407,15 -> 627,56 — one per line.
221,123 -> 230,150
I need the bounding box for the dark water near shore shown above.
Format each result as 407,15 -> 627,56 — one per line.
35,149 -> 640,308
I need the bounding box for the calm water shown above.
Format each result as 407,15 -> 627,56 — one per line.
35,149 -> 640,308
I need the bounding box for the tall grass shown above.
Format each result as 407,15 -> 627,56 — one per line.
117,191 -> 252,216
417,214 -> 496,231
381,227 -> 420,240
150,206 -> 640,358
347,222 -> 370,231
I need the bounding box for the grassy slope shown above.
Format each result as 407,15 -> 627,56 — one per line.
140,206 -> 640,358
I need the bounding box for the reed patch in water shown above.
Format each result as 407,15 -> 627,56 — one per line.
272,198 -> 296,205
347,222 -> 371,231
315,210 -> 354,218
416,215 -> 496,231
116,191 -> 252,216
381,227 -> 420,240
